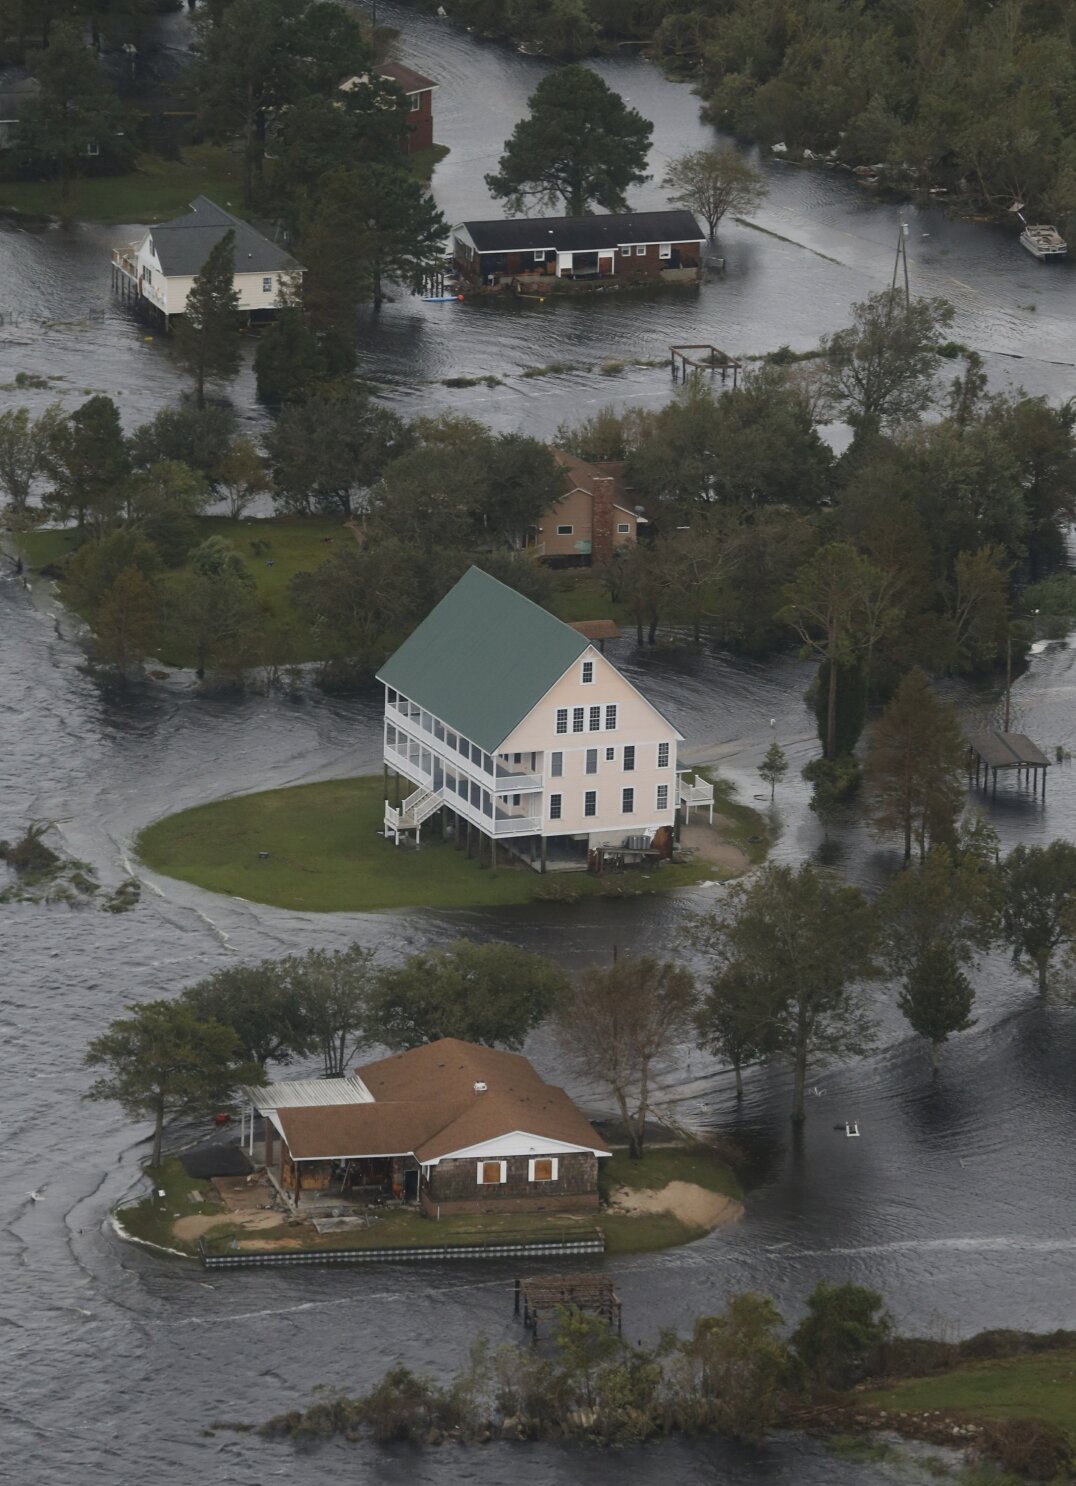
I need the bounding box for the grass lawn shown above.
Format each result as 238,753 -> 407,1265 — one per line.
549,571 -> 628,625
860,1350 -> 1076,1442
408,143 -> 450,182
118,1157 -> 226,1250
135,775 -> 718,912
597,1144 -> 744,1256
0,146 -> 247,224
705,772 -> 771,866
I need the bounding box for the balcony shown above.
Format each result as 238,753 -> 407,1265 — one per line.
493,814 -> 541,836
494,772 -> 543,794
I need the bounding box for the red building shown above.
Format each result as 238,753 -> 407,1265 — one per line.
379,61 -> 437,155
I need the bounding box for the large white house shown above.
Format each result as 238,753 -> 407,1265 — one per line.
377,567 -> 707,870
110,196 -> 302,324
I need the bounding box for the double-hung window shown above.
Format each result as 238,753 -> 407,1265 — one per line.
605,704 -> 618,730
262,275 -> 273,293
533,249 -> 545,262
658,741 -> 670,768
584,790 -> 597,818
551,751 -> 563,777
656,783 -> 669,810
622,787 -> 634,813
605,746 -> 615,761
623,746 -> 635,772
582,660 -> 594,684
556,708 -> 568,735
549,793 -> 562,820
635,244 -> 646,256
572,707 -> 585,733
585,748 -> 598,775
659,243 -> 672,260
620,244 -> 631,257
588,704 -> 601,731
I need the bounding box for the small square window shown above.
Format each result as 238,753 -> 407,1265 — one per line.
551,751 -> 563,777
657,784 -> 669,810
529,1157 -> 557,1182
588,705 -> 601,731
533,249 -> 545,262
572,707 -> 585,733
556,708 -> 568,735
549,793 -> 562,820
605,704 -> 617,730
584,790 -> 597,818
477,1160 -> 506,1185
620,244 -> 630,257
659,243 -> 672,259
582,660 -> 594,684
658,741 -> 670,768
557,524 -> 573,536
605,747 -> 615,761
585,748 -> 598,775
262,275 -> 273,293
617,522 -> 630,534
635,244 -> 646,256
622,787 -> 634,813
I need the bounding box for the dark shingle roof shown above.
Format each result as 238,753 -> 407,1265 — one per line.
457,209 -> 705,255
380,61 -> 437,93
376,567 -> 588,752
146,196 -> 298,277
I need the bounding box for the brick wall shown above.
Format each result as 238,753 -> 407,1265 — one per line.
423,1151 -> 600,1216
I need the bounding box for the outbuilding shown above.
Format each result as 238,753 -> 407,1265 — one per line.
452,209 -> 706,288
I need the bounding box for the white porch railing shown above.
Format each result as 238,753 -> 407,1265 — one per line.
493,772 -> 543,794
493,815 -> 541,836
678,773 -> 715,824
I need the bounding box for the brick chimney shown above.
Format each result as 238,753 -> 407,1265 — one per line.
590,475 -> 615,566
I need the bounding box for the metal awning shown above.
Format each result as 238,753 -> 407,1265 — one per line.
243,1076 -> 373,1114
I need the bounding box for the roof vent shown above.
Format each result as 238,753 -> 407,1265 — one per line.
473,1081 -> 487,1094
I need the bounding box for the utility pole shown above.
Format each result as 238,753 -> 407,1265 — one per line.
891,215 -> 910,307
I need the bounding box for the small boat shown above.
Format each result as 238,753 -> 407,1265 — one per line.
1020,224 -> 1067,260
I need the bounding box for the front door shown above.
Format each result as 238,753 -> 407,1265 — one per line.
598,251 -> 615,276
404,1168 -> 419,1200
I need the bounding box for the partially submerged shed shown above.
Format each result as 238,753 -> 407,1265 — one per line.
966,730 -> 1050,798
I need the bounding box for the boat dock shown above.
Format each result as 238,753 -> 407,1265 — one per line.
515,1273 -> 622,1340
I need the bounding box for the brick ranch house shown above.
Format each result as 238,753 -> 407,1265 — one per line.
379,61 -> 437,154
525,449 -> 644,566
452,209 -> 706,289
248,1039 -> 611,1216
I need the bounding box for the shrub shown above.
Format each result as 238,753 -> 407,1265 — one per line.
978,1418 -> 1074,1481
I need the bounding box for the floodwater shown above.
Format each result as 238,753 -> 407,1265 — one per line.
2,6 -> 1076,1484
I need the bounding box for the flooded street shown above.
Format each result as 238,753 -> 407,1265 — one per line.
2,5 -> 1076,1483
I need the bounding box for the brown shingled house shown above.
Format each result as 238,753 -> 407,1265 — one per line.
260,1039 -> 610,1216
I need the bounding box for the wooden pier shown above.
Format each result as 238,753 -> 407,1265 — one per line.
966,730 -> 1050,800
515,1273 -> 622,1341
670,343 -> 741,387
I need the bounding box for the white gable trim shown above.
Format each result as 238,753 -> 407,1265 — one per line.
425,1130 -> 610,1164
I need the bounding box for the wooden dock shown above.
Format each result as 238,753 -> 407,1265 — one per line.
966,730 -> 1050,799
515,1273 -> 622,1341
670,343 -> 741,386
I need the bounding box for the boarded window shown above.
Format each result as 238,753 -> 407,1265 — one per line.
478,1160 -> 505,1184
530,1157 -> 556,1182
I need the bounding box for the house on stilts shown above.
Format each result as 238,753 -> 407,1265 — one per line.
378,567 -> 709,871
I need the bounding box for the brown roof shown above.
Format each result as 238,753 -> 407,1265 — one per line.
967,730 -> 1050,769
380,61 -> 436,94
568,619 -> 621,640
277,1038 -> 610,1163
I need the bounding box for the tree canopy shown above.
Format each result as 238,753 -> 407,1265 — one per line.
662,147 -> 766,239
486,65 -> 653,216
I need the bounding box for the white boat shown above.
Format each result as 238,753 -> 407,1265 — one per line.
1020,224 -> 1067,260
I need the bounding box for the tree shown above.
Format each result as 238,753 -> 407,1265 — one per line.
878,844 -> 996,1068
290,539 -> 418,675
716,864 -> 877,1123
1000,841 -> 1076,995
65,528 -> 162,615
165,565 -> 261,679
864,668 -> 966,864
365,940 -> 567,1051
95,566 -> 156,680
14,20 -> 127,210
181,961 -> 309,1069
694,962 -> 779,1100
253,303 -> 328,404
679,1293 -> 791,1442
125,459 -> 211,564
301,163 -> 448,313
44,394 -> 129,533
84,1000 -> 259,1169
820,291 -> 953,439
781,542 -> 891,760
128,403 -> 236,481
267,387 -> 410,517
555,956 -> 696,1158
662,147 -> 766,239
283,945 -> 376,1077
949,544 -> 1011,673
759,741 -> 788,801
0,405 -> 62,514
173,230 -> 241,409
486,65 -> 653,216
791,1282 -> 892,1390
213,437 -> 267,520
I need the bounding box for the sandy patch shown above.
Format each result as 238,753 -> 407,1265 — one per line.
610,1180 -> 743,1230
237,1236 -> 304,1251
679,820 -> 750,874
173,1214 -> 230,1241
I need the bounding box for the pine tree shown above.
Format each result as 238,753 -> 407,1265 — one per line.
759,741 -> 788,801
897,942 -> 976,1071
865,668 -> 966,864
95,565 -> 157,681
174,230 -> 241,409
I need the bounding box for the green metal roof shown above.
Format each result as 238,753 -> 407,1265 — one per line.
376,567 -> 589,752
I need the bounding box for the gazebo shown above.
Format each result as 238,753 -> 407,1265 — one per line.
966,730 -> 1050,800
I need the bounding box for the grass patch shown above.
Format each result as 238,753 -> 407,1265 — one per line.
860,1349 -> 1076,1443
441,374 -> 504,388
520,361 -> 589,378
407,142 -> 450,183
118,1157 -> 225,1250
549,571 -> 628,625
695,770 -> 770,865
598,1210 -> 706,1254
201,1207 -> 596,1257
596,1144 -> 743,1256
135,775 -> 717,912
0,146 -> 247,224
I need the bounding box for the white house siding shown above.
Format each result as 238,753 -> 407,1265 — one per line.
134,235 -> 289,315
499,647 -> 679,842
